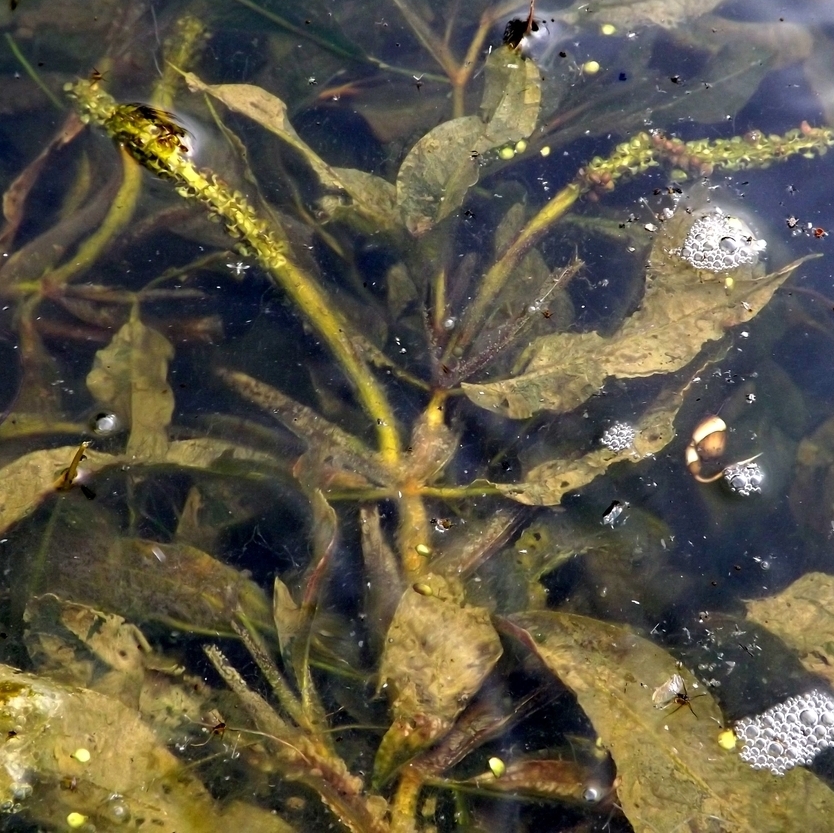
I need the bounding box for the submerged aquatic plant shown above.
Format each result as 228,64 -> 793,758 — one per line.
1,2 -> 834,831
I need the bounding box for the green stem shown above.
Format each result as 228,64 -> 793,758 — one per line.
67,80 -> 401,464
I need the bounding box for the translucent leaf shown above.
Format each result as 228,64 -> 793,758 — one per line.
360,505 -> 402,653
318,166 -> 402,234
218,367 -> 396,487
494,385 -> 683,505
504,611 -> 834,831
19,501 -> 273,637
457,757 -> 604,805
86,309 -> 174,459
24,593 -> 150,702
396,48 -> 541,236
184,72 -> 344,193
556,0 -> 722,29
463,199 -> 816,418
374,573 -> 503,785
745,572 -> 834,687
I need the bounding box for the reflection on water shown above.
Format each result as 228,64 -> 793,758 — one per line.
3,0 -> 834,830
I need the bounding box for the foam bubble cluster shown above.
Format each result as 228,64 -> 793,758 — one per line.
735,689 -> 834,775
600,422 -> 635,453
723,460 -> 764,496
676,210 -> 766,273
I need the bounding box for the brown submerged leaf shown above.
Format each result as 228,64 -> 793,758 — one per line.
0,438 -> 283,539
462,197 -> 816,419
86,309 -> 174,459
745,572 -> 834,687
0,663 -> 292,832
374,573 -> 503,785
503,611 -> 834,832
457,757 -> 608,805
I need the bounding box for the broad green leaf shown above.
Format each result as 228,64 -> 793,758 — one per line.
86,309 -> 174,458
463,197 -> 815,418
374,573 -> 503,785
24,594 -> 210,732
504,611 -> 834,832
24,593 -> 150,703
745,572 -> 834,688
0,663 -> 293,832
396,47 -> 541,236
494,385 -> 683,505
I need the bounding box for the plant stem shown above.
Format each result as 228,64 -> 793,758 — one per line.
67,80 -> 401,464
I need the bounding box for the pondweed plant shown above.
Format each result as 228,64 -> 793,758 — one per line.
2,2 -> 834,832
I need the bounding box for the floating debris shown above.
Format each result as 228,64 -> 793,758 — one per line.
735,689 -> 834,775
600,421 -> 635,453
676,210 -> 766,273
601,500 -> 628,527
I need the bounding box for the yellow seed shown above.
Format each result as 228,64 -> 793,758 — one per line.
488,756 -> 506,777
514,139 -> 527,154
717,729 -> 737,750
498,146 -> 515,160
67,813 -> 88,829
724,276 -> 734,291
540,145 -> 551,157
71,748 -> 91,763
412,583 -> 433,596
415,543 -> 432,557
583,60 -> 601,75
600,23 -> 617,35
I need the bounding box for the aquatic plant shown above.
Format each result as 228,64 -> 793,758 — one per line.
1,1 -> 834,831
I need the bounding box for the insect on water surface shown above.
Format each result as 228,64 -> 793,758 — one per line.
652,672 -> 705,718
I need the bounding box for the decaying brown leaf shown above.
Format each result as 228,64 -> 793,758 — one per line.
462,196 -> 815,419
745,572 -> 834,687
374,573 -> 503,785
86,308 -> 174,459
0,663 -> 292,832
503,611 -> 834,832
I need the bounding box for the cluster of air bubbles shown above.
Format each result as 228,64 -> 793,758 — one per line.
735,689 -> 834,775
723,460 -> 764,496
676,210 -> 766,273
600,422 -> 635,453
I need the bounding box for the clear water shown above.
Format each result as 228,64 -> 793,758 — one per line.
1,0 -> 834,830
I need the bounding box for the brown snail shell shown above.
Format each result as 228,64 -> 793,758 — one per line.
691,415 -> 727,447
696,430 -> 727,459
686,416 -> 728,483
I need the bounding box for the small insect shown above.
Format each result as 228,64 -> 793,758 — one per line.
90,67 -> 108,85
541,309 -> 553,319
191,720 -> 227,747
652,673 -> 705,718
120,104 -> 190,153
